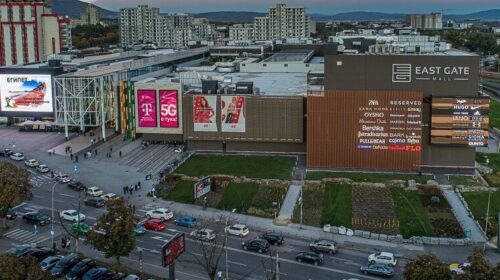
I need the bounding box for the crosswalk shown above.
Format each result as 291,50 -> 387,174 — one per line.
29,172 -> 53,188
2,228 -> 52,245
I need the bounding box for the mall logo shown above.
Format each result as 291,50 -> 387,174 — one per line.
392,64 -> 412,83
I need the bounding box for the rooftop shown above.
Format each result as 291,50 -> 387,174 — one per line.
262,50 -> 314,63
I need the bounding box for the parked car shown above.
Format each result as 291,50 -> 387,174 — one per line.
24,159 -> 39,167
50,253 -> 80,277
56,173 -> 71,184
0,148 -> 13,157
295,252 -> 324,266
5,208 -> 17,219
68,180 -> 86,191
84,197 -> 106,208
65,258 -> 95,280
71,222 -> 92,235
86,187 -> 104,197
7,245 -> 35,257
82,267 -> 109,280
20,247 -> 55,262
22,212 -> 50,225
174,216 -> 197,227
309,239 -> 338,254
242,238 -> 270,253
190,228 -> 216,241
134,224 -> 146,235
368,252 -> 397,267
60,209 -> 86,222
10,152 -> 25,161
449,263 -> 470,275
36,164 -> 50,173
123,275 -> 140,280
40,255 -> 63,271
225,224 -> 249,237
100,193 -> 117,201
141,218 -> 166,231
360,263 -> 394,277
260,232 -> 284,245
146,208 -> 174,221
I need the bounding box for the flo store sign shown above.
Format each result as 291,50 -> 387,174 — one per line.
392,64 -> 471,83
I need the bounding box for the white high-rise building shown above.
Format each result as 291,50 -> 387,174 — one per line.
254,4 -> 311,41
120,5 -> 160,47
229,24 -> 255,41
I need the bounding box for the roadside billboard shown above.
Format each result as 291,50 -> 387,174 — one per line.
161,233 -> 186,267
137,90 -> 157,127
221,96 -> 245,132
194,176 -> 211,199
159,90 -> 179,128
0,74 -> 53,113
193,95 -> 217,132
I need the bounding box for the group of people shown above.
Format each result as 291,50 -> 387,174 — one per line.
61,235 -> 71,249
123,181 -> 141,196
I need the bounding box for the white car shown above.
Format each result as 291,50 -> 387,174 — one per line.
368,252 -> 397,267
55,174 -> 71,183
190,228 -> 216,241
225,224 -> 250,237
101,193 -> 118,201
10,153 -> 24,161
449,263 -> 470,275
36,164 -> 50,173
60,209 -> 86,222
86,187 -> 104,197
146,208 -> 174,221
24,159 -> 39,167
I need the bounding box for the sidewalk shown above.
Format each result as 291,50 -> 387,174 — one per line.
276,184 -> 301,224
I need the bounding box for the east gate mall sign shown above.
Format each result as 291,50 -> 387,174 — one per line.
392,64 -> 471,83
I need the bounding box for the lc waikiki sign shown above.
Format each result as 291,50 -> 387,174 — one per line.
392,64 -> 471,83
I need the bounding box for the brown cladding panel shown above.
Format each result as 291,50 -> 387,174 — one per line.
307,90 -> 423,171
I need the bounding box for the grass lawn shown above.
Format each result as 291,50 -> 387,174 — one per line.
176,155 -> 295,179
248,185 -> 288,218
306,172 -> 432,184
448,175 -> 482,186
476,152 -> 500,170
217,183 -> 260,213
489,99 -> 500,130
321,184 -> 352,227
162,180 -> 195,204
462,191 -> 500,237
390,188 -> 435,238
292,184 -> 325,227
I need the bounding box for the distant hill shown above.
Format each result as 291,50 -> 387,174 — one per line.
447,9 -> 500,21
52,0 -> 118,19
193,11 -> 266,23
312,11 -> 406,21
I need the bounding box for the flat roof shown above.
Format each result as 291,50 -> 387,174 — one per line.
349,49 -> 476,57
262,50 -> 313,63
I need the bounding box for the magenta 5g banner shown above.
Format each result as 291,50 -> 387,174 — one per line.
159,90 -> 179,128
137,90 -> 157,127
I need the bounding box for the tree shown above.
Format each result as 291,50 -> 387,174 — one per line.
404,253 -> 451,280
85,198 -> 136,265
458,248 -> 494,280
0,161 -> 32,228
0,254 -> 54,280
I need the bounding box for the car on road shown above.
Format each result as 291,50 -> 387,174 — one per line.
83,267 -> 109,280
7,245 -> 35,257
65,258 -> 95,280
56,173 -> 71,184
174,216 -> 197,227
84,197 -> 106,208
1,148 -> 14,157
10,152 -> 25,161
41,255 -> 63,271
24,159 -> 39,167
142,218 -> 166,231
449,263 -> 470,275
86,187 -> 104,197
260,232 -> 284,245
309,239 -> 338,254
50,253 -> 80,277
100,193 -> 118,201
295,252 -> 324,266
242,238 -> 270,253
68,180 -> 86,191
146,208 -> 174,221
36,164 -> 50,173
225,224 -> 249,237
134,224 -> 146,235
123,275 -> 140,280
5,208 -> 17,219
360,263 -> 394,277
71,222 -> 92,235
368,252 -> 397,267
22,212 -> 50,225
20,247 -> 55,262
190,228 -> 216,241
60,209 -> 86,222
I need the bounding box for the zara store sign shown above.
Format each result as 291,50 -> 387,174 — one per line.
392,64 -> 471,83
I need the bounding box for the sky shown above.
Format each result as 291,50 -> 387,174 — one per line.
83,0 -> 500,14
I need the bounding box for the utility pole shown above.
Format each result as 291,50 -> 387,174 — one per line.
484,190 -> 491,251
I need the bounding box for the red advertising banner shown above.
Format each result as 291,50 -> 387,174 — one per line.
161,233 -> 186,267
137,90 -> 157,127
159,90 -> 179,128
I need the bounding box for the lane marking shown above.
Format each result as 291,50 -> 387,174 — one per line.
59,194 -> 74,198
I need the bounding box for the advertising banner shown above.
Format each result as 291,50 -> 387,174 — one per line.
159,90 -> 179,128
161,233 -> 186,267
137,90 -> 157,127
193,95 -> 217,132
221,96 -> 245,132
0,74 -> 53,113
194,176 -> 211,199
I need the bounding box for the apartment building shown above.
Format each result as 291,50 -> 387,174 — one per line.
229,24 -> 255,41
0,0 -> 71,66
406,12 -> 443,30
120,5 -> 160,46
253,4 -> 311,41
79,3 -> 100,26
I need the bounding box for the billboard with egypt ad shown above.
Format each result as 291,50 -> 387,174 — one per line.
159,90 -> 179,128
137,90 -> 157,127
0,74 -> 53,113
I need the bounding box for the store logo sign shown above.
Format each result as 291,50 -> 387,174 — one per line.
392,64 -> 412,83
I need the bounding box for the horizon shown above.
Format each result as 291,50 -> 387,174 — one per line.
83,0 -> 500,15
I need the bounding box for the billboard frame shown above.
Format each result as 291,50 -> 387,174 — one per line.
161,233 -> 186,267
194,176 -> 211,199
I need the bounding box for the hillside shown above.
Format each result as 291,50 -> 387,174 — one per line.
193,11 -> 265,23
52,0 -> 118,19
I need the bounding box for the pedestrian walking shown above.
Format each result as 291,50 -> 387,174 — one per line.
70,153 -> 73,160
138,181 -> 141,188
135,184 -> 138,191
84,152 -> 87,159
119,151 -> 122,158
129,186 -> 133,195
110,145 -> 113,153
123,186 -> 127,195
61,236 -> 66,249
66,237 -> 71,249
95,148 -> 98,155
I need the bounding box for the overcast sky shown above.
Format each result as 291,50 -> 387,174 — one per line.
84,0 -> 499,14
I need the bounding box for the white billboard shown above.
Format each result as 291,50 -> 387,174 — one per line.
221,96 -> 245,132
0,74 -> 53,113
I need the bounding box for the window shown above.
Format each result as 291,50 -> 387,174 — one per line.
263,64 -> 267,67
284,64 -> 288,67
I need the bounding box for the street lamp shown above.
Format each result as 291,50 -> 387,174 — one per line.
484,189 -> 492,251
51,180 -> 58,249
225,208 -> 236,280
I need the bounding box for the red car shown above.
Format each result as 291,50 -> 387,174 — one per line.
142,218 -> 166,231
